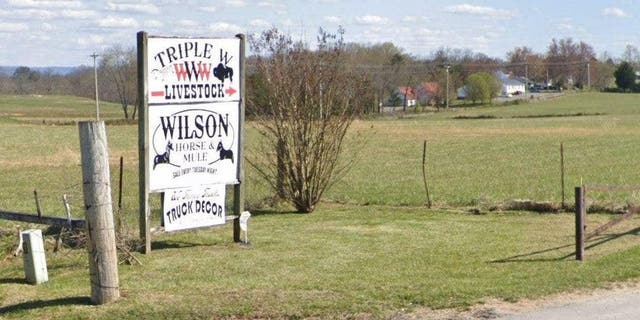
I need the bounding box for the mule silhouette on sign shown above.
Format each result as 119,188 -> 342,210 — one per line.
213,49 -> 233,83
153,141 -> 173,169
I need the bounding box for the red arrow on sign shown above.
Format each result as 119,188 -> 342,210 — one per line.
225,87 -> 237,96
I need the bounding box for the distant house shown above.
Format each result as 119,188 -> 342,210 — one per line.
416,82 -> 441,105
501,78 -> 525,96
396,87 -> 416,107
457,86 -> 468,99
495,71 -> 525,96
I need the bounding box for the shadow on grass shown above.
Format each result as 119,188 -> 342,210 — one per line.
584,226 -> 640,251
489,243 -> 575,263
249,209 -> 301,216
151,240 -> 206,250
0,296 -> 91,314
490,227 -> 640,263
0,278 -> 26,285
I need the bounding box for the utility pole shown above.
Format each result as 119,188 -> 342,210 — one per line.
90,53 -> 100,121
546,68 -> 549,86
586,59 -> 591,89
524,54 -> 528,81
444,64 -> 450,109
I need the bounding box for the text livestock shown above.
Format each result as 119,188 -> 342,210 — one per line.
147,37 -> 240,104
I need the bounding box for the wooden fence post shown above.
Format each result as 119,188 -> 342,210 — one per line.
575,186 -> 585,261
79,121 -> 120,304
560,143 -> 566,209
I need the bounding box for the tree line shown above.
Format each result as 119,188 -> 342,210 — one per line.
0,45 -> 137,119
1,31 -> 639,119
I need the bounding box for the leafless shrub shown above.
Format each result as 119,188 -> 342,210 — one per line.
247,28 -> 372,213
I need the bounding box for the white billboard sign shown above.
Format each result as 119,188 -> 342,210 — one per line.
147,37 -> 240,105
163,185 -> 226,232
148,102 -> 239,191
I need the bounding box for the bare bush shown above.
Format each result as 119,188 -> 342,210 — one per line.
247,28 -> 371,213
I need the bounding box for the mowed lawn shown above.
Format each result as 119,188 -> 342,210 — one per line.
1,92 -> 640,319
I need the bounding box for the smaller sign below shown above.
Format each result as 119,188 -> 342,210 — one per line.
163,185 -> 226,232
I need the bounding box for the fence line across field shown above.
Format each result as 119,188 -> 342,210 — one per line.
0,209 -> 85,229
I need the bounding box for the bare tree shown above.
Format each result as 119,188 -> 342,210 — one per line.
506,46 -> 542,81
546,38 -> 595,88
99,45 -> 137,119
247,27 -> 370,213
66,66 -> 96,99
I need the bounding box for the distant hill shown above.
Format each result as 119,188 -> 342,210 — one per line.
0,65 -> 80,76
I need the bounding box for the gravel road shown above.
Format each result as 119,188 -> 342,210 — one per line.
395,282 -> 640,320
498,286 -> 640,320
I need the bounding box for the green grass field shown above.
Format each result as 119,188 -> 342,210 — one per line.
1,92 -> 640,319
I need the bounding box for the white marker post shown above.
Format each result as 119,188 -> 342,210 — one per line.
239,211 -> 251,244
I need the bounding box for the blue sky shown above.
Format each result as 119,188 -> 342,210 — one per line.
0,0 -> 638,67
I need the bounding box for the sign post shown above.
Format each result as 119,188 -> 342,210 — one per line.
137,31 -> 245,253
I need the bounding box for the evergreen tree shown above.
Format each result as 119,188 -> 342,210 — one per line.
614,61 -> 636,92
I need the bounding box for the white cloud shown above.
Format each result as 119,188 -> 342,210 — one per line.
557,23 -> 574,31
324,16 -> 341,23
107,2 -> 160,15
9,9 -> 56,19
0,22 -> 29,32
415,28 -> 442,37
249,19 -> 270,28
256,1 -> 287,14
97,16 -> 139,28
30,34 -> 51,41
41,22 -> 55,31
402,16 -> 427,23
202,6 -> 217,13
225,0 -> 246,7
60,10 -> 98,19
177,19 -> 199,27
208,22 -> 242,34
355,15 -> 390,25
6,0 -> 83,9
280,18 -> 294,27
258,1 -> 277,7
445,4 -> 516,19
144,19 -> 163,28
603,7 -> 630,17
77,34 -> 105,46
0,7 -> 95,19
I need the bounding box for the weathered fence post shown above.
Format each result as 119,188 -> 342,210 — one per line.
575,186 -> 585,261
560,143 -> 566,209
79,121 -> 120,304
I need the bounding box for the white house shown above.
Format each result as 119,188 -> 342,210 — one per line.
501,78 -> 525,96
496,71 -> 526,96
457,86 -> 468,99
